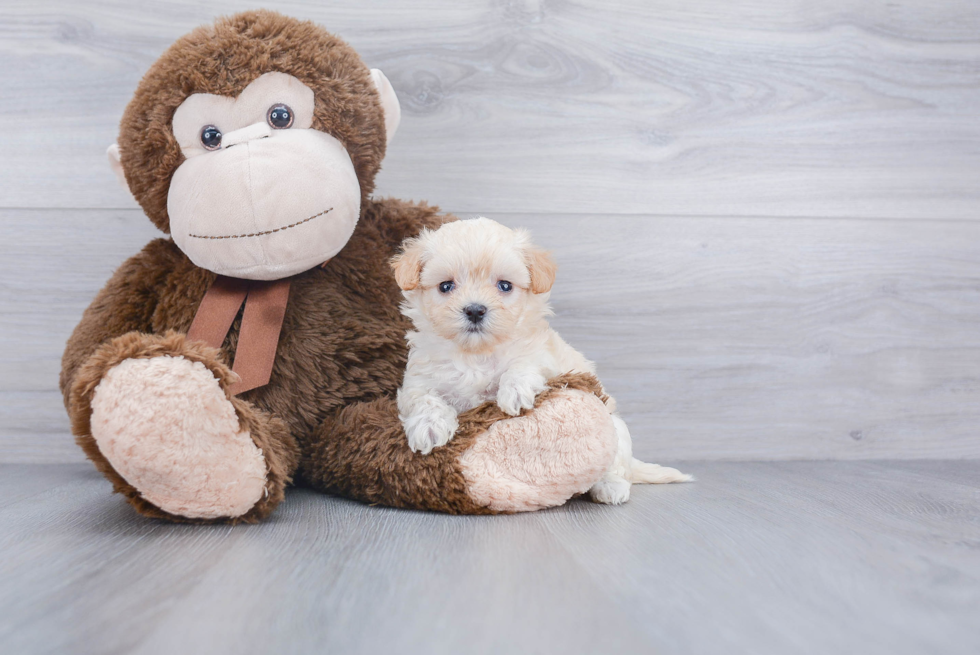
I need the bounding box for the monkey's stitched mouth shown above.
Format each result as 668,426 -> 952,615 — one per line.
188,207 -> 333,240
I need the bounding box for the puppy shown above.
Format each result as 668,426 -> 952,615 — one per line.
390,217 -> 690,504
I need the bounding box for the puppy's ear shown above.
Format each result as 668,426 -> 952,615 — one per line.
525,246 -> 557,294
391,237 -> 425,290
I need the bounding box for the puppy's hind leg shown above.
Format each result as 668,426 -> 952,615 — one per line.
588,414 -> 633,504
589,414 -> 693,504
589,472 -> 632,505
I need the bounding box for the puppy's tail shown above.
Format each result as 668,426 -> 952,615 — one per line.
629,458 -> 694,484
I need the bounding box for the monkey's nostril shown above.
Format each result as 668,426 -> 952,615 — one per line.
463,304 -> 488,324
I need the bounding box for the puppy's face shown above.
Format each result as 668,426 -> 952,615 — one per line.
391,218 -> 557,353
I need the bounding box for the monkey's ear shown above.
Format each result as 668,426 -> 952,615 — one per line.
525,246 -> 557,294
106,143 -> 129,190
391,236 -> 425,290
370,69 -> 401,145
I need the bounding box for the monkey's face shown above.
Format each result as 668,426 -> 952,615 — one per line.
110,12 -> 401,278
166,72 -> 363,280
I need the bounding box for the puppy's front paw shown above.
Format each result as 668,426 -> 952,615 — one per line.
403,407 -> 459,455
496,372 -> 548,416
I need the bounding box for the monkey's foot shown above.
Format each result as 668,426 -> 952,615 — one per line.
459,383 -> 618,512
70,331 -> 297,523
90,354 -> 268,519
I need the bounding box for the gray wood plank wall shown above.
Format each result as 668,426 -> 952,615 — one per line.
1,1 -> 978,463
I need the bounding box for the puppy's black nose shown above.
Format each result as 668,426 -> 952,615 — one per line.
463,303 -> 488,324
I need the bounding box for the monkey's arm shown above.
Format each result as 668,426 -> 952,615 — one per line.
60,238 -> 297,523
59,238 -> 187,406
298,373 -> 617,514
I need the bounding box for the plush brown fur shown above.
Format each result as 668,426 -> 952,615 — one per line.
61,10 -> 612,522
62,196 -> 456,521
298,372 -> 607,514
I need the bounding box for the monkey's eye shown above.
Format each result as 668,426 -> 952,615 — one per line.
200,125 -> 222,150
438,281 -> 455,294
497,280 -> 513,293
267,104 -> 294,129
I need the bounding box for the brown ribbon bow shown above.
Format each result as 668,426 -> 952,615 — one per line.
187,275 -> 291,395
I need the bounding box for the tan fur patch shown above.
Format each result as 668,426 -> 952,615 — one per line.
459,388 -> 617,512
391,236 -> 425,290
525,245 -> 557,294
91,355 -> 268,519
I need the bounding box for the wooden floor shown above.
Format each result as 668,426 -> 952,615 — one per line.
0,461 -> 977,655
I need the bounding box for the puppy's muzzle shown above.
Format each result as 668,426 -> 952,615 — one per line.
463,303 -> 487,325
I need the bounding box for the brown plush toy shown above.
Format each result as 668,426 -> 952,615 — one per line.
59,10 -> 618,523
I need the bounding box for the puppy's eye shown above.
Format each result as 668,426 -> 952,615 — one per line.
497,280 -> 513,293
200,125 -> 222,150
438,281 -> 455,293
267,104 -> 294,129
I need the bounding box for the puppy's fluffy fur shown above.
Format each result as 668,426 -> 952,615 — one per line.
391,217 -> 690,504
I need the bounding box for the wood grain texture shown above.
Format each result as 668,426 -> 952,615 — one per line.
541,460 -> 980,655
3,208 -> 978,462
0,461 -> 977,655
0,0 -> 978,218
1,2 -> 978,462
488,212 -> 980,461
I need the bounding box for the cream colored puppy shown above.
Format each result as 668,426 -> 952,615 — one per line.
391,217 -> 690,504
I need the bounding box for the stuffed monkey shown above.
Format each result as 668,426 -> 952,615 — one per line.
60,10 -> 618,523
